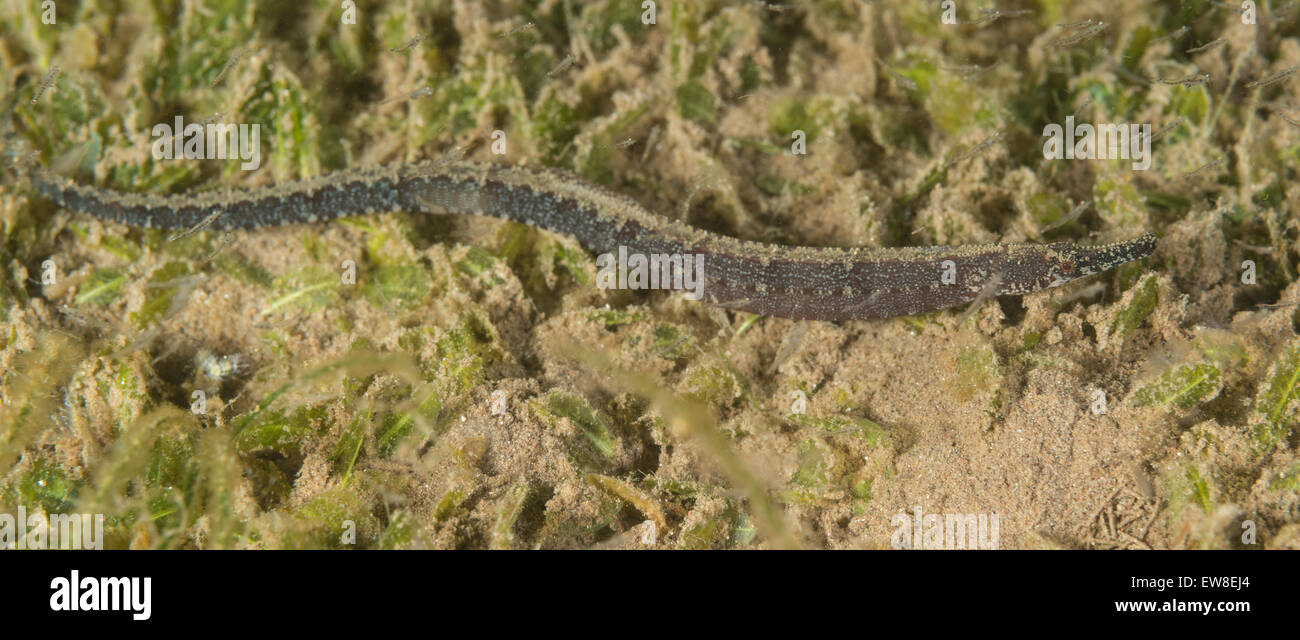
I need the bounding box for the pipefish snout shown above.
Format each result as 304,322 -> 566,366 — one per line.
16,156 -> 1155,321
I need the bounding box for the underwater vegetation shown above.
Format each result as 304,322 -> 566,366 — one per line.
1,0 -> 1298,549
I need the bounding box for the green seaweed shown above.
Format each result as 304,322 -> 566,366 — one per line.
1110,274 -> 1158,338
330,410 -> 370,484
3,454 -> 78,513
376,392 -> 442,457
682,365 -> 740,407
676,81 -> 719,127
1131,364 -> 1223,409
434,312 -> 502,392
784,438 -> 831,504
213,253 -> 274,289
262,265 -> 340,316
294,486 -> 375,548
1251,339 -> 1300,453
1268,464 -> 1300,493
132,261 -> 191,326
767,96 -> 826,145
788,414 -> 892,448
588,308 -> 646,329
235,406 -> 328,455
532,390 -> 618,465
652,324 -> 692,359
454,246 -> 507,289
74,268 -> 126,305
362,263 -> 433,308
490,481 -> 532,550
954,345 -> 1001,407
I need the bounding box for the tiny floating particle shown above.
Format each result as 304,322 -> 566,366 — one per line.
378,86 -> 433,106
167,208 -> 224,242
211,49 -> 247,87
941,59 -> 1001,80
1155,25 -> 1189,42
1245,66 -> 1299,90
547,54 -> 573,77
1158,73 -> 1211,87
966,8 -> 1032,25
1185,38 -> 1226,54
943,130 -> 1003,170
500,21 -> 535,37
31,64 -> 60,105
390,34 -> 425,53
1050,19 -> 1108,48
1181,156 -> 1226,180
875,58 -> 918,92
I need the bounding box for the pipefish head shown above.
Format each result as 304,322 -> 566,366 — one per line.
1046,233 -> 1158,283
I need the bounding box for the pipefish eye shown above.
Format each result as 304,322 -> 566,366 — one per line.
1049,246 -> 1080,275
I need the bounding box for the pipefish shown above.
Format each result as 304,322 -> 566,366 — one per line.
14,155 -> 1155,321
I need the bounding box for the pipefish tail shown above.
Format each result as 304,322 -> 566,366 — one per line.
16,156 -> 1156,321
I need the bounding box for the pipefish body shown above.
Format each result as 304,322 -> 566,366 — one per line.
16,157 -> 1156,321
